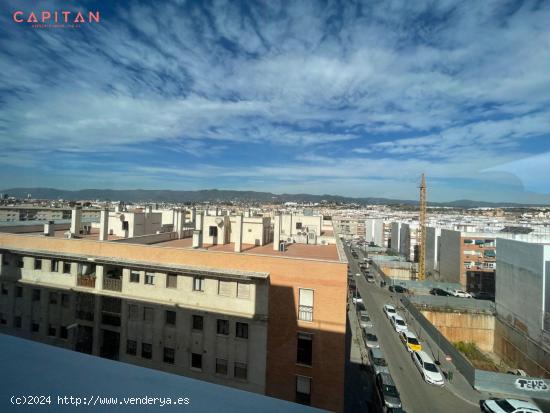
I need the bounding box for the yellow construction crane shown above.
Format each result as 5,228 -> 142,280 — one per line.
418,173 -> 427,280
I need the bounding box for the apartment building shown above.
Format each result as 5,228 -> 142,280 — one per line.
0,206 -> 100,223
365,218 -> 384,247
0,222 -> 346,412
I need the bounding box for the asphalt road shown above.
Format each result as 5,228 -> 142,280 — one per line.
344,243 -> 481,413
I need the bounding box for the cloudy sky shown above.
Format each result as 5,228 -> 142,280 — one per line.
1,0 -> 549,202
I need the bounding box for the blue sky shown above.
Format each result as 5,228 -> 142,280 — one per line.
1,0 -> 550,202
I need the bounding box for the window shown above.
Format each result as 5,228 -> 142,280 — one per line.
193,277 -> 204,292
60,326 -> 68,339
192,315 -> 203,331
0,314 -> 6,325
236,322 -> 248,339
49,292 -> 58,305
216,358 -> 228,375
126,340 -> 137,356
166,273 -> 178,288
165,310 -> 176,326
217,319 -> 229,335
14,316 -> 22,328
122,221 -> 129,231
61,293 -> 70,308
234,362 -> 247,380
298,289 -> 314,321
297,333 -> 313,365
130,271 -> 140,283
237,282 -> 250,299
63,262 -> 71,274
34,258 -> 42,270
296,375 -> 311,405
141,343 -> 152,359
163,347 -> 175,364
145,273 -> 155,285
16,258 -> 24,268
296,222 -> 303,230
143,307 -> 154,322
48,324 -> 56,337
218,280 -> 232,297
1,284 -> 7,295
51,259 -> 59,272
31,322 -> 40,333
209,226 -> 218,237
32,289 -> 41,302
16,286 -> 23,298
191,353 -> 202,370
128,304 -> 139,320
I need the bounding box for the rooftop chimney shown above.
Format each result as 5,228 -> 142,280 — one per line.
99,208 -> 109,241
70,207 -> 82,236
234,215 -> 243,253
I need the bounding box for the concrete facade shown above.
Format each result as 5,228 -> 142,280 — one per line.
365,218 -> 384,247
107,210 -> 162,238
438,229 -> 463,285
390,222 -> 401,252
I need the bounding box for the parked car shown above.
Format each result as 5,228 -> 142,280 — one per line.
429,288 -> 452,296
399,331 -> 422,352
359,311 -> 374,329
472,291 -> 495,301
366,274 -> 376,283
391,315 -> 408,333
383,304 -> 397,319
450,289 -> 472,298
375,372 -> 402,410
363,328 -> 380,348
356,301 -> 366,312
368,348 -> 390,375
389,285 -> 409,294
480,398 -> 542,413
351,295 -> 363,305
411,350 -> 444,386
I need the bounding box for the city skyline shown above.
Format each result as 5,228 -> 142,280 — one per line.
1,0 -> 550,202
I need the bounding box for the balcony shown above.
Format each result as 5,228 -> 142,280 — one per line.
77,275 -> 96,288
298,305 -> 313,322
103,277 -> 122,292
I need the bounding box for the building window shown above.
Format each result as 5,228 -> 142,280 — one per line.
218,280 -> 232,297
59,326 -> 68,339
48,324 -> 56,337
141,343 -> 152,359
32,289 -> 41,302
217,319 -> 229,335
216,358 -> 228,375
14,316 -> 22,328
237,282 -> 250,299
236,322 -> 248,339
209,226 -> 218,237
61,293 -> 70,308
1,284 -> 7,295
122,221 -> 129,231
51,260 -> 59,272
63,262 -> 71,274
191,353 -> 202,370
298,289 -> 314,321
163,347 -> 175,364
296,222 -> 303,230
165,310 -> 176,326
130,271 -> 140,283
234,362 -> 248,380
166,273 -> 178,289
16,258 -> 24,268
31,322 -> 40,333
296,375 -> 312,405
49,292 -> 58,305
143,307 -> 154,323
128,304 -> 139,320
0,314 -> 6,325
16,286 -> 23,298
192,315 -> 203,331
34,258 -> 42,270
145,273 -> 155,285
126,340 -> 137,356
297,333 -> 313,366
193,277 -> 204,292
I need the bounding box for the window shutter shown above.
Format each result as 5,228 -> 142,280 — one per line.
296,376 -> 311,394
218,280 -> 232,297
237,282 -> 250,299
299,289 -> 314,307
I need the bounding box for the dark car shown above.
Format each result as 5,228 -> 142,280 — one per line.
429,288 -> 452,296
389,285 -> 409,294
472,291 -> 495,301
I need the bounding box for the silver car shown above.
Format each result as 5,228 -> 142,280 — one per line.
359,311 -> 374,329
362,328 -> 380,349
368,347 -> 389,375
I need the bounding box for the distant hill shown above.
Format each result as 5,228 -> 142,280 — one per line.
0,188 -> 547,208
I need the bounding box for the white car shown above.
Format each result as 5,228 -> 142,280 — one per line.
480,398 -> 542,413
359,311 -> 374,329
411,350 -> 444,386
450,289 -> 472,298
355,273 -> 362,277
390,315 -> 408,333
351,296 -> 363,305
383,304 -> 396,319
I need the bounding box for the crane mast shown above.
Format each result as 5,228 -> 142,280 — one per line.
418,173 -> 427,280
